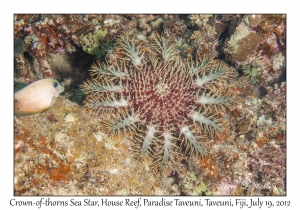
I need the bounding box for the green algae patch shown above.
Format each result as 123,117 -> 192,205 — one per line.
79,29 -> 109,58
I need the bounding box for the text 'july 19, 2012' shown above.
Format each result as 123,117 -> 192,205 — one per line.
9,197 -> 291,209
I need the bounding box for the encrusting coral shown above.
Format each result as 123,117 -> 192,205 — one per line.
81,34 -> 237,173
226,15 -> 261,62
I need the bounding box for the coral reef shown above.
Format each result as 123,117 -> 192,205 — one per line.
189,14 -> 223,57
79,29 -> 108,58
226,14 -> 286,86
14,15 -> 111,79
14,98 -> 166,195
226,15 -> 261,62
14,14 -> 286,196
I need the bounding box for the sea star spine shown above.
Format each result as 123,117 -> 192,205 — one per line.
81,34 -> 236,172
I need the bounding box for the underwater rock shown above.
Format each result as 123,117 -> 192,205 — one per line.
231,32 -> 261,62
247,14 -> 262,27
227,15 -> 261,62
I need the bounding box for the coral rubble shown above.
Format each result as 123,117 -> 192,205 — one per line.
14,98 -> 163,195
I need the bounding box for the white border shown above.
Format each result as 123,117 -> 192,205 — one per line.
1,0 -> 298,209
